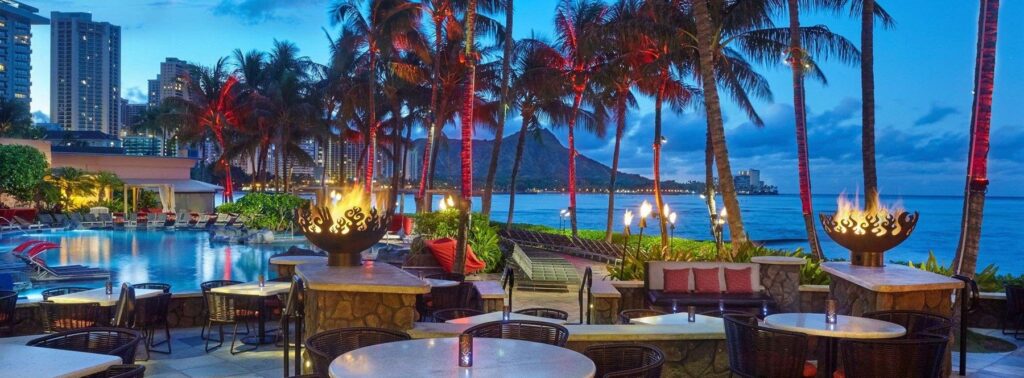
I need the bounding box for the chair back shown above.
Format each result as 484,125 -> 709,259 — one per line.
429,282 -> 475,311
27,327 -> 143,364
619,309 -> 666,325
839,336 -> 948,378
863,310 -> 953,338
433,308 -> 483,322
112,284 -> 136,328
305,327 -> 411,375
584,343 -> 665,378
462,320 -> 570,346
1006,285 -> 1024,314
131,282 -> 171,293
0,290 -> 17,330
204,291 -> 253,322
723,314 -> 808,378
515,307 -> 569,321
41,287 -> 91,300
40,301 -> 102,333
100,364 -> 146,378
134,293 -> 171,328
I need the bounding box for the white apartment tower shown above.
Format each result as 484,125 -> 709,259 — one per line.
0,1 -> 47,103
50,12 -> 121,134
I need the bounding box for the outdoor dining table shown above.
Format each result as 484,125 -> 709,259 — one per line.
630,312 -> 725,328
762,313 -> 906,378
329,337 -> 596,377
211,281 -> 291,345
49,287 -> 163,306
445,311 -> 569,325
268,255 -> 328,278
0,344 -> 121,378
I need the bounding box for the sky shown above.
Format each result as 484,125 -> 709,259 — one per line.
24,0 -> 1024,197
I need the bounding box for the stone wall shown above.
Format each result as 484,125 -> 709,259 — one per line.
829,277 -> 953,317
589,294 -> 619,325
565,339 -> 730,377
799,285 -> 830,312
612,281 -> 646,312
758,263 -> 802,312
303,289 -> 419,335
970,295 -> 1006,329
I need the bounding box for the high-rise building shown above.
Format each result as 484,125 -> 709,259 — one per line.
123,103 -> 146,130
158,58 -> 189,103
0,1 -> 47,103
50,12 -> 121,134
147,77 -> 159,107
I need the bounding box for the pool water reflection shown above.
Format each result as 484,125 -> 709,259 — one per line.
1,229 -> 305,300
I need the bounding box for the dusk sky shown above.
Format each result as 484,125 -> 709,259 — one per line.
25,0 -> 1024,197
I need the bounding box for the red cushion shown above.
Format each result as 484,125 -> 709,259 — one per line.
833,369 -> 845,378
804,362 -> 817,378
663,268 -> 691,293
724,267 -> 754,294
693,268 -> 720,293
425,238 -> 487,274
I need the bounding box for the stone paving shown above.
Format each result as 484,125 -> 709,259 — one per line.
954,328 -> 1024,377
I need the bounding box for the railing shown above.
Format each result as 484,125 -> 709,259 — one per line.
578,267 -> 593,324
501,266 -> 515,311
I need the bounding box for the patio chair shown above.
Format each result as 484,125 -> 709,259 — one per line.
147,213 -> 166,229
305,327 -> 411,376
619,309 -> 666,325
12,216 -> 44,230
41,286 -> 92,300
203,291 -> 259,354
173,211 -> 189,228
39,301 -> 103,333
200,280 -> 243,340
111,284 -> 137,328
80,214 -> 103,228
515,307 -> 569,321
462,320 -> 570,347
133,292 -> 172,357
0,217 -> 19,231
584,343 -> 665,378
68,212 -> 85,228
99,212 -> 114,227
281,276 -> 305,377
1003,285 -> 1024,338
37,213 -> 57,228
863,310 -> 953,338
27,327 -> 143,364
95,364 -> 146,378
53,213 -> 71,228
838,336 -> 948,378
0,290 -> 17,336
432,308 -> 483,322
425,282 -> 476,320
723,314 -> 809,378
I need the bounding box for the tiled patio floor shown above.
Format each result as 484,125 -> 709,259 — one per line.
954,328 -> 1024,377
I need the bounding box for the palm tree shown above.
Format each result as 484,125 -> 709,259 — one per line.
505,38 -> 576,228
480,0 -> 514,216
0,98 -> 38,139
331,0 -> 423,194
92,171 -> 123,202
49,167 -> 96,209
553,0 -> 608,237
452,0 -> 480,275
952,0 -> 1001,278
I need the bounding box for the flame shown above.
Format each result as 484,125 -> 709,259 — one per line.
623,209 -> 634,227
323,185 -> 377,235
833,192 -> 906,235
639,201 -> 653,218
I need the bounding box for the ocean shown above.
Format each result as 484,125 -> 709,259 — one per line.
404,193 -> 1024,275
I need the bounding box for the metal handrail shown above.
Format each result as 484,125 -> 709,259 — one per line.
951,274 -> 979,376
501,266 -> 515,311
578,267 -> 593,324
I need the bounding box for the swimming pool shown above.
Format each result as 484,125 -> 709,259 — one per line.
1,229 -> 308,300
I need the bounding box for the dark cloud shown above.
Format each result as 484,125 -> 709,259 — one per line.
913,105 -> 959,126
212,0 -> 323,24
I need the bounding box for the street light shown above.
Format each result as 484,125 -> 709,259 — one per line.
559,209 -> 569,233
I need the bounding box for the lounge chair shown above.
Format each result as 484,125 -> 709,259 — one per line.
98,212 -> 114,227
80,214 -> 104,228
186,213 -> 201,228
0,217 -> 19,232
200,214 -> 222,229
173,211 -> 189,229
12,216 -> 44,230
52,214 -> 70,228
148,213 -> 166,229
210,214 -> 231,229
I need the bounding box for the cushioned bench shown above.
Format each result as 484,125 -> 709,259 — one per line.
644,261 -> 775,310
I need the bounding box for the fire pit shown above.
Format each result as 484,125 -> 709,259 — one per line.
819,195 -> 919,267
296,186 -> 392,267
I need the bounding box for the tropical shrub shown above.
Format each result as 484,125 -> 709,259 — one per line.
217,193 -> 308,231
902,251 -> 1024,292
0,144 -> 48,202
413,211 -> 504,273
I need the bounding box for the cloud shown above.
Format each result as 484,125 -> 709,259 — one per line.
913,105 -> 959,126
125,87 -> 148,104
212,0 -> 324,24
32,111 -> 49,124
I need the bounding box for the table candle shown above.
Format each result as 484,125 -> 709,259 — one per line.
258,274 -> 265,288
825,299 -> 838,324
687,306 -> 696,322
502,305 -> 511,321
458,334 -> 473,367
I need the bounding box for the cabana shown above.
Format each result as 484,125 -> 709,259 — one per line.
122,179 -> 222,213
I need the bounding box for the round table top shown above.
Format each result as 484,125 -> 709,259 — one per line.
329,337 -> 595,378
268,255 -> 327,266
763,313 -> 906,339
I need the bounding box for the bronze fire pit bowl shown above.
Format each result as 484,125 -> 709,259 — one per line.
819,210 -> 919,267
296,204 -> 392,267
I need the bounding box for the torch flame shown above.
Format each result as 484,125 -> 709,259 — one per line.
624,209 -> 634,227
833,192 -> 906,235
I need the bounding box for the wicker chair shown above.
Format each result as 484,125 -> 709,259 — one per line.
723,314 -> 809,378
462,320 -> 570,346
584,343 -> 665,378
863,310 -> 953,338
200,280 -> 242,339
839,336 -> 948,378
40,301 -> 103,333
40,286 -> 91,300
618,309 -> 666,325
131,282 -> 171,293
306,327 -> 411,376
1003,285 -> 1024,337
133,292 -> 172,357
203,291 -> 258,354
425,272 -> 466,282
0,290 -> 17,336
433,308 -> 484,322
27,327 -> 143,364
96,364 -> 146,378
516,307 -> 569,321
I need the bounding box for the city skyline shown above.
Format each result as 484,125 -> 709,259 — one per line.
17,0 -> 1024,196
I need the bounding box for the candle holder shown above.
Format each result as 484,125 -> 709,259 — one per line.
105,279 -> 113,295
825,298 -> 838,324
258,274 -> 265,288
459,334 -> 473,367
502,305 -> 511,321
761,300 -> 770,318
671,300 -> 678,314
687,306 -> 696,323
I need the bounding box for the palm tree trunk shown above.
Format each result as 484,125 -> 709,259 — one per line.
953,0 -> 1000,278
788,0 -> 824,261
391,102 -> 404,208
605,91 -> 626,242
365,126 -> 377,194
365,46 -> 379,194
694,0 -> 748,256
454,0 -> 478,275
417,12 -> 446,213
861,0 -> 878,210
400,123 -> 412,213
506,113 -> 531,229
482,0 -> 514,217
653,74 -> 669,250
567,88 -> 584,237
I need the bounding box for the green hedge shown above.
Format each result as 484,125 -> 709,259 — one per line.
217,193 -> 308,231
0,144 -> 48,202
413,211 -> 503,274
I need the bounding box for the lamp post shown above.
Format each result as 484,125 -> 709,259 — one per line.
559,209 -> 569,233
